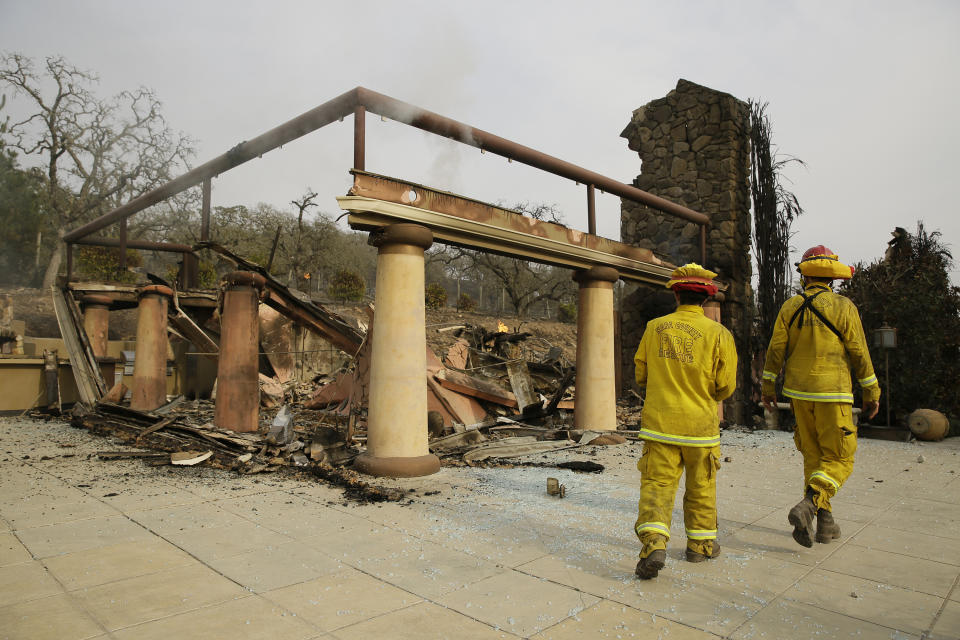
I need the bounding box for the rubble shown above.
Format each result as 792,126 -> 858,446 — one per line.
39,243 -> 636,501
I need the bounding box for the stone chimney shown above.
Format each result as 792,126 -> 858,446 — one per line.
620,79 -> 752,424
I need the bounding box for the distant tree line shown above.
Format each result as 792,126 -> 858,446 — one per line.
0,53 -> 580,321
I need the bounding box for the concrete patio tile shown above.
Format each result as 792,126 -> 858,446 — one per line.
266,505 -> 376,540
820,543 -> 960,597
0,593 -> 106,640
530,598 -> 721,639
15,515 -> 153,558
42,538 -> 197,591
351,537 -> 505,600
214,490 -> 311,520
177,476 -> 295,500
828,488 -> 899,510
163,519 -> 293,561
436,570 -> 599,637
0,531 -> 32,566
205,540 -> 344,592
110,594 -> 318,640
723,523 -> 841,566
343,500 -> 451,532
718,486 -> 799,509
1,495 -> 119,529
577,546 -> 786,636
516,553 -> 637,601
877,499 -> 960,539
456,523 -> 555,568
929,599 -> 960,640
0,486 -> 90,514
851,524 -> 960,566
299,523 -> 419,566
70,562 -> 247,631
128,501 -> 252,534
262,566 -> 421,631
714,498 -> 779,525
0,560 -> 63,606
93,480 -> 206,511
330,601 -> 519,640
730,597 -> 920,639
781,568 -> 943,636
666,546 -> 810,596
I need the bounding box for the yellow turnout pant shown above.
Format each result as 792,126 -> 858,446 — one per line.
791,399 -> 857,512
634,440 -> 721,558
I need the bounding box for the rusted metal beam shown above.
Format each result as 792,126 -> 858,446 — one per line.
587,184 -> 596,235
65,86 -> 708,243
64,88 -> 361,242
72,237 -> 195,253
119,218 -> 128,272
354,87 -> 709,226
201,178 -> 211,241
354,105 -> 365,171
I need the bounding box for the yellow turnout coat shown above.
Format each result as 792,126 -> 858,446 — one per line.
762,283 -> 880,404
634,305 -> 738,446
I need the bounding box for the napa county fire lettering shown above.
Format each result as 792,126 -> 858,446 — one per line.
656,321 -> 703,364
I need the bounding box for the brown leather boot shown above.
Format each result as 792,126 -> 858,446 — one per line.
816,509 -> 841,543
635,549 -> 666,580
788,493 -> 817,548
686,541 -> 721,563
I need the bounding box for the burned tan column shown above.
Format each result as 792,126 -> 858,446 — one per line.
130,285 -> 173,411
215,271 -> 265,433
355,224 -> 439,477
573,266 -> 619,431
81,294 -> 113,358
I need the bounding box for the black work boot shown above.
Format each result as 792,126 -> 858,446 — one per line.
816,509 -> 841,543
635,549 -> 666,580
686,541 -> 722,563
788,490 -> 817,548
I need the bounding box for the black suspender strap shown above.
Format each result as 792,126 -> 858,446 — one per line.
787,290 -> 843,340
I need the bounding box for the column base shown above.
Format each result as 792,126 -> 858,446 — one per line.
353,453 -> 440,478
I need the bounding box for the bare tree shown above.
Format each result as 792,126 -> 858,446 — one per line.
436,203 -> 575,318
0,53 -> 193,287
288,189 -> 318,286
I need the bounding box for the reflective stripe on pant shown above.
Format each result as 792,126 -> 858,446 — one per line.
635,440 -> 720,558
791,399 -> 857,511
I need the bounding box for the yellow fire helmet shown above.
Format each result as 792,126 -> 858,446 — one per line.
665,263 -> 718,296
796,245 -> 855,280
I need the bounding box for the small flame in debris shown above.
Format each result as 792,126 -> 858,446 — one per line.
497,320 -> 508,333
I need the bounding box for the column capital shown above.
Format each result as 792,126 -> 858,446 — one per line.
223,271 -> 267,290
371,223 -> 433,251
573,266 -> 619,287
80,294 -> 114,308
138,284 -> 174,300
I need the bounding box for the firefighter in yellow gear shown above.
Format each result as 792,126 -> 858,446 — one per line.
633,263 -> 737,579
762,245 -> 880,548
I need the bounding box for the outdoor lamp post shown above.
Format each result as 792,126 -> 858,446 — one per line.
873,324 -> 897,427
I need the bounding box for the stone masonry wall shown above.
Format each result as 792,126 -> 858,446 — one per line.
620,79 -> 752,424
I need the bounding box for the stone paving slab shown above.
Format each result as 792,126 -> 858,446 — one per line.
0,417 -> 958,639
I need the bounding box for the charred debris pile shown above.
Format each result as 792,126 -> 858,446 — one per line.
64,264 -> 633,500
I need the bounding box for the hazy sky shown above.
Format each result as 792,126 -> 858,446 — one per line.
3,0 -> 959,281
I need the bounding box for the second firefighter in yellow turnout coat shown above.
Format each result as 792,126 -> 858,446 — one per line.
633,264 -> 737,579
762,245 -> 880,548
